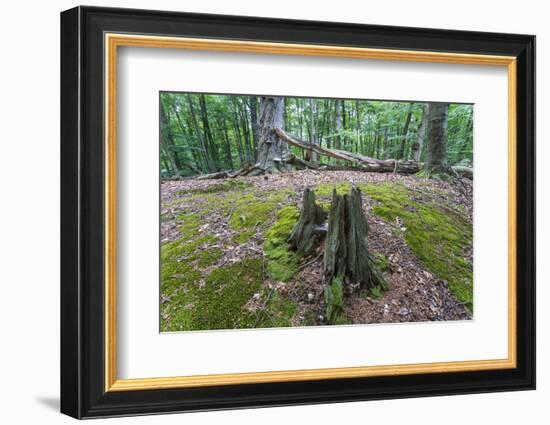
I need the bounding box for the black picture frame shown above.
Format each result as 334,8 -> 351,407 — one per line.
61,5 -> 535,419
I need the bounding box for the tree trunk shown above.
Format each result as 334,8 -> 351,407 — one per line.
249,96 -> 259,160
254,96 -> 292,174
411,104 -> 428,161
198,95 -> 219,169
425,102 -> 449,174
159,101 -> 181,176
324,187 -> 387,291
288,189 -> 327,256
231,98 -> 247,167
335,99 -> 343,155
221,119 -> 234,170
187,94 -> 213,172
397,104 -> 413,159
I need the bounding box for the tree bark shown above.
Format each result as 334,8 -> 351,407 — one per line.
253,96 -> 293,174
249,96 -> 259,160
411,104 -> 428,161
288,189 -> 327,256
425,102 -> 449,174
324,187 -> 387,291
335,99 -> 343,153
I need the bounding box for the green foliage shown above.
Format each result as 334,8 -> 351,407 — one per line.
160,92 -> 474,177
359,183 -> 473,310
324,277 -> 344,324
263,206 -> 301,282
369,285 -> 384,299
372,252 -> 389,272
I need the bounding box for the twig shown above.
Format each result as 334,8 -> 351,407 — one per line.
254,285 -> 277,327
298,251 -> 324,271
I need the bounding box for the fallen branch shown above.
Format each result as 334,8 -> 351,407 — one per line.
275,128 -> 422,174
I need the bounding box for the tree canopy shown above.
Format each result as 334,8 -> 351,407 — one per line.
160,92 -> 473,178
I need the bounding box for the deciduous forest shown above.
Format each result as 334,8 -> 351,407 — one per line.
160,93 -> 473,178
160,93 -> 474,332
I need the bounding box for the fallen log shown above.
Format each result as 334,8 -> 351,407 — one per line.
451,165 -> 474,180
193,128 -> 472,179
196,170 -> 231,180
275,128 -> 422,174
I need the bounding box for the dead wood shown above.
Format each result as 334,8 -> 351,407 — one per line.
288,188 -> 327,256
324,187 -> 387,291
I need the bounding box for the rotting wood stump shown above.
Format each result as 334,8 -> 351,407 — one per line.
288,187 -> 386,292
324,187 -> 387,291
288,188 -> 327,256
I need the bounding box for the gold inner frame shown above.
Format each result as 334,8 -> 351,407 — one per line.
104,33 -> 517,392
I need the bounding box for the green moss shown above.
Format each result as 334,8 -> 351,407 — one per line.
263,206 -> 301,282
359,183 -> 473,311
324,277 -> 344,324
226,188 -> 294,244
256,291 -> 298,328
372,252 -> 389,272
315,182 -> 352,197
163,259 -> 263,332
229,200 -> 273,230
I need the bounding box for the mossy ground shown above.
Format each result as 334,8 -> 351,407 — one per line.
161,182 -> 299,331
161,174 -> 473,331
359,182 -> 473,310
263,206 -> 301,282
162,258 -> 263,331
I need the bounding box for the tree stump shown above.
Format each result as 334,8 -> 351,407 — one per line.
324,187 -> 387,291
288,188 -> 327,256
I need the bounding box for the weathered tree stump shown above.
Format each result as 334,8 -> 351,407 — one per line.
288,188 -> 327,256
324,187 -> 387,291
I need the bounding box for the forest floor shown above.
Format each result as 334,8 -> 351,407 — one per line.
160,170 -> 473,332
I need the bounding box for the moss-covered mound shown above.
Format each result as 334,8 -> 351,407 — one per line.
263,206 -> 301,282
360,182 -> 473,310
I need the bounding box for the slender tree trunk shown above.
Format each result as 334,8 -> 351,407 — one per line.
221,119 -> 234,170
397,104 -> 413,159
355,101 -> 361,154
424,102 -> 449,174
160,101 -> 181,175
198,95 -> 219,169
186,94 -> 212,172
334,99 -> 343,163
231,99 -> 247,167
249,96 -> 259,160
238,100 -> 253,163
307,98 -> 318,162
411,104 -> 428,161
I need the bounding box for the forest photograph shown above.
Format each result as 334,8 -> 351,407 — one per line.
159,92 -> 474,332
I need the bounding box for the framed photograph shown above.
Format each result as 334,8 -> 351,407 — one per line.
60,6 -> 535,419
